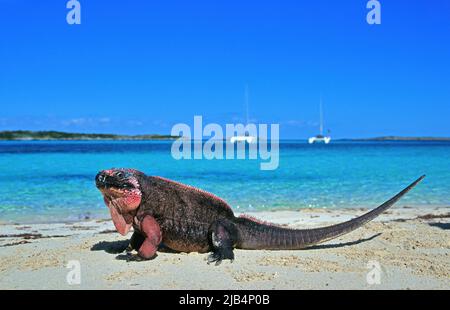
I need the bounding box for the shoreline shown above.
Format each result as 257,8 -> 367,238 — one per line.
1,204 -> 449,226
1,205 -> 449,289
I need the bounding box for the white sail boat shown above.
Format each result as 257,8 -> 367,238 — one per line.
308,98 -> 331,144
230,84 -> 257,144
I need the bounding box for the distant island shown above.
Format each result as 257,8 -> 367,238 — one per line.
347,136 -> 450,142
0,130 -> 178,141
0,131 -> 449,142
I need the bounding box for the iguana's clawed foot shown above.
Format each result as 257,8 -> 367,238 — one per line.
124,253 -> 146,262
207,252 -> 222,265
207,220 -> 236,266
130,254 -> 146,262
117,252 -> 148,262
207,249 -> 234,266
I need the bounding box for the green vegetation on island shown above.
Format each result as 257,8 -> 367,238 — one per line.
0,130 -> 178,141
1,131 -> 448,141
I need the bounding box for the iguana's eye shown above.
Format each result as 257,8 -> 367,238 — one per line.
115,171 -> 124,178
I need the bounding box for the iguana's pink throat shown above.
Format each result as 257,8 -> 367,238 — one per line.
100,187 -> 142,235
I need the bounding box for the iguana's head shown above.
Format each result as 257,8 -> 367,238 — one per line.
95,168 -> 144,235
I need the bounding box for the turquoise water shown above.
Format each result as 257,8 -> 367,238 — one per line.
0,140 -> 449,223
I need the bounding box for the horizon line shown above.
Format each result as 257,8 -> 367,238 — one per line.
0,130 -> 450,141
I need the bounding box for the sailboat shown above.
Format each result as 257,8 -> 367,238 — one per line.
230,84 -> 257,144
308,98 -> 331,144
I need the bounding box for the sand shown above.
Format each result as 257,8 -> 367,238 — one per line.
0,206 -> 449,290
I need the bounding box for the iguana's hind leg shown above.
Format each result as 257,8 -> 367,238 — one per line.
207,220 -> 237,265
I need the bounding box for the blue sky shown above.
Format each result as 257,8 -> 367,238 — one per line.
0,0 -> 449,138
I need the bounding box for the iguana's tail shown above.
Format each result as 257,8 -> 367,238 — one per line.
235,176 -> 425,250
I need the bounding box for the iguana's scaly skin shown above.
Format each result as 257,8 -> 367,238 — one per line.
95,169 -> 424,264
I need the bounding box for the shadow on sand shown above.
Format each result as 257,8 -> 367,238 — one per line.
91,240 -> 180,255
90,233 -> 383,258
428,222 -> 450,230
304,233 -> 382,250
90,240 -> 129,254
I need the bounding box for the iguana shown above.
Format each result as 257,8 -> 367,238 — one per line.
95,168 -> 424,264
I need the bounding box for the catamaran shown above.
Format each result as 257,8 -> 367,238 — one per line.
229,134 -> 256,144
308,98 -> 331,144
230,84 -> 257,144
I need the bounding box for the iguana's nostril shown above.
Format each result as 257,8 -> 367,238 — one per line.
96,172 -> 106,183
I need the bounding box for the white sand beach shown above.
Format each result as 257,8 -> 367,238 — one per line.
0,206 -> 449,290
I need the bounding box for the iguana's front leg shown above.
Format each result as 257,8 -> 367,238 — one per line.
126,231 -> 146,252
137,215 -> 162,259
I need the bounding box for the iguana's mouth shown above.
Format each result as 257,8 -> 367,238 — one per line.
95,172 -> 134,189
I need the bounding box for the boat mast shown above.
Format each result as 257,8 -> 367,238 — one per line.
245,84 -> 249,125
319,97 -> 323,136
